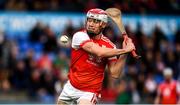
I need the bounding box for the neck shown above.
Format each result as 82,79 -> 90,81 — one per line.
165,79 -> 172,83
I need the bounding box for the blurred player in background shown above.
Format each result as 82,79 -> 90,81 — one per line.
154,68 -> 180,104
57,8 -> 135,105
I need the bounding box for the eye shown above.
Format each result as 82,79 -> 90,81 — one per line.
87,18 -> 101,23
93,19 -> 101,23
87,18 -> 93,22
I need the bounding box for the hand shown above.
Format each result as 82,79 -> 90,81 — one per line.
122,37 -> 135,53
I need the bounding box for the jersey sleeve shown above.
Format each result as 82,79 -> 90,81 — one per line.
72,32 -> 91,49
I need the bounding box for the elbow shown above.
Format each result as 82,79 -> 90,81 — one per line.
111,72 -> 123,79
110,68 -> 124,79
111,74 -> 120,79
110,70 -> 122,79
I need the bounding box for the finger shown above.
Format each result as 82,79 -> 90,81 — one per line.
127,43 -> 136,50
131,44 -> 136,50
122,42 -> 126,48
127,38 -> 132,43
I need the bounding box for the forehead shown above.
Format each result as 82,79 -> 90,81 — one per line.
87,9 -> 108,23
87,18 -> 101,22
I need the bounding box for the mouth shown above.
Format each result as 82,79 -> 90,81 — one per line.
87,27 -> 95,32
87,26 -> 94,30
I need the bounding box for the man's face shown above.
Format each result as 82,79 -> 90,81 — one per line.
86,18 -> 106,37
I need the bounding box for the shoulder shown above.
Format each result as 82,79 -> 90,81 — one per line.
72,30 -> 90,48
101,35 -> 116,48
73,30 -> 88,37
72,30 -> 90,40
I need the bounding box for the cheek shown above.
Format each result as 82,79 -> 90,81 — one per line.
97,25 -> 103,31
86,23 -> 91,30
95,23 -> 102,28
85,22 -> 89,27
94,26 -> 101,32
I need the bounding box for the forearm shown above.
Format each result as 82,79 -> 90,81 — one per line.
98,47 -> 128,57
82,42 -> 128,57
110,54 -> 127,78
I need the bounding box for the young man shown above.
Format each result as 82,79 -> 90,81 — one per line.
154,68 -> 180,104
57,8 -> 135,105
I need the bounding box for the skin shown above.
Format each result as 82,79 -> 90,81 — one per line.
79,99 -> 93,105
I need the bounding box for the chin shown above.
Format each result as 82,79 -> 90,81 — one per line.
87,30 -> 97,37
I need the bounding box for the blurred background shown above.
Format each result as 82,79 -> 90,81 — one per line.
0,0 -> 179,104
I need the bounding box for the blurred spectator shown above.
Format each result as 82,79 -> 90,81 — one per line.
84,0 -> 97,12
0,70 -> 11,92
58,0 -> 85,12
0,30 -> 7,68
152,25 -> 167,52
42,72 -> 56,95
29,22 -> 45,43
48,0 -> 60,11
155,51 -> 165,73
37,52 -> 53,72
1,79 -> 11,92
175,29 -> 180,44
129,80 -> 141,104
115,79 -> 132,104
61,20 -> 76,39
40,26 -> 58,53
101,72 -> 118,104
53,51 -> 69,81
7,41 -> 19,70
154,67 -> 180,104
7,0 -> 27,11
144,73 -> 157,103
0,0 -> 179,15
136,73 -> 145,97
23,49 -> 37,76
174,29 -> 180,78
164,44 -> 178,79
11,60 -> 28,90
28,69 -> 42,99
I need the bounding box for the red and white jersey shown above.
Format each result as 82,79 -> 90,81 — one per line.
157,80 -> 180,104
68,29 -> 117,94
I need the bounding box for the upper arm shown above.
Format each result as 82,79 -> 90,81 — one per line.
81,42 -> 103,56
71,31 -> 103,56
107,56 -> 117,68
107,56 -> 119,77
107,61 -> 116,72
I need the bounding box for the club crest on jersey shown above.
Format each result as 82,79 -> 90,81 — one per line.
88,54 -> 94,61
88,54 -> 102,63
